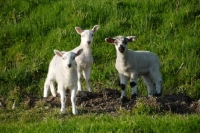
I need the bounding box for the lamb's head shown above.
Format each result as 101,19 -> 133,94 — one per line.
105,36 -> 136,54
54,49 -> 83,69
75,25 -> 99,47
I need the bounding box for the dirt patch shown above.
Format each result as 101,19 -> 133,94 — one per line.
1,88 -> 200,114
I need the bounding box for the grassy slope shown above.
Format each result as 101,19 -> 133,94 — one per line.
0,0 -> 200,132
1,0 -> 200,100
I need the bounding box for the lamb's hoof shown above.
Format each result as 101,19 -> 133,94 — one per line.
131,94 -> 137,100
121,96 -> 129,103
155,93 -> 161,97
72,109 -> 78,115
42,97 -> 48,101
60,111 -> 67,115
77,91 -> 87,97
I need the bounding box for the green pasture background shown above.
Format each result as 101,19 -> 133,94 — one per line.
0,0 -> 200,102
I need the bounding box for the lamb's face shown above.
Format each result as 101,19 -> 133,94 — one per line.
54,49 -> 83,69
75,25 -> 99,46
61,52 -> 77,69
81,30 -> 94,46
114,36 -> 129,53
105,36 -> 136,54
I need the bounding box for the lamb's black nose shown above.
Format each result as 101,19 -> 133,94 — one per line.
87,41 -> 91,45
68,64 -> 71,68
118,45 -> 125,53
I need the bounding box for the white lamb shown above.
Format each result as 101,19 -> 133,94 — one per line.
72,25 -> 99,92
43,49 -> 83,114
105,36 -> 162,102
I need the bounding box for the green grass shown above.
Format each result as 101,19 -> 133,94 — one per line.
0,108 -> 200,133
0,0 -> 200,132
0,0 -> 200,98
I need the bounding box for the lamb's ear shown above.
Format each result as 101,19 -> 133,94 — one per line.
105,38 -> 115,44
92,25 -> 100,32
126,36 -> 136,42
75,27 -> 83,35
54,50 -> 63,57
75,49 -> 83,57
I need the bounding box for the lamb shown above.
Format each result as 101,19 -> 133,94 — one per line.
72,25 -> 99,92
43,49 -> 83,114
105,36 -> 162,102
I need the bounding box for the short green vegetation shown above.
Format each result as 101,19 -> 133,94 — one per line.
0,108 -> 200,133
0,0 -> 200,132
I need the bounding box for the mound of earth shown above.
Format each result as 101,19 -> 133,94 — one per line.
1,88 -> 200,114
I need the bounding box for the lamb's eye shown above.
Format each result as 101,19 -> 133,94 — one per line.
63,57 -> 67,60
91,34 -> 93,37
123,40 -> 127,44
72,56 -> 75,60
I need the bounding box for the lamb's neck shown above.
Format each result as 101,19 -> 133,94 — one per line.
116,51 -> 128,62
62,67 -> 77,78
81,44 -> 92,54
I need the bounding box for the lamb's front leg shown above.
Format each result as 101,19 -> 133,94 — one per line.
82,66 -> 91,92
77,67 -> 82,91
119,73 -> 128,102
130,73 -> 138,99
59,87 -> 66,114
71,88 -> 78,115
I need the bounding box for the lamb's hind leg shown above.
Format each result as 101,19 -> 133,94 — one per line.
49,81 -> 56,97
155,77 -> 162,96
43,79 -> 50,98
151,71 -> 162,96
142,74 -> 154,97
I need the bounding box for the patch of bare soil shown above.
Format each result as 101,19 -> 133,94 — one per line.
1,88 -> 200,114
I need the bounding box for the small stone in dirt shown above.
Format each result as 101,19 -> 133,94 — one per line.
77,91 -> 87,97
44,106 -> 50,109
12,101 -> 16,109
